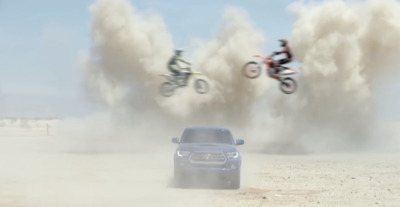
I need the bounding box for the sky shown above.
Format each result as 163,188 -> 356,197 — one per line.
0,1 -> 94,117
0,0 -> 299,118
0,0 -> 399,121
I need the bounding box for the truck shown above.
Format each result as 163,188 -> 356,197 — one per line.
172,126 -> 244,189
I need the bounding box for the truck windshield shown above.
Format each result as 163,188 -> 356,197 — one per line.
181,128 -> 234,144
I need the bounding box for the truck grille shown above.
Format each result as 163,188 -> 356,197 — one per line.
190,152 -> 226,164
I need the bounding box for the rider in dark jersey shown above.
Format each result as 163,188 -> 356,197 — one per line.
273,39 -> 293,74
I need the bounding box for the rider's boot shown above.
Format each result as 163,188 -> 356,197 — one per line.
274,66 -> 281,76
272,66 -> 282,81
182,74 -> 189,86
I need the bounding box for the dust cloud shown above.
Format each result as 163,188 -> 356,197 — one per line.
265,0 -> 400,153
159,7 -> 269,124
83,0 -> 268,127
83,0 -> 173,117
71,0 -> 400,154
72,0 -> 270,154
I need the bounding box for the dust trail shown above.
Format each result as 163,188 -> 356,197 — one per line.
80,0 -> 400,154
265,0 -> 400,153
82,0 -> 173,121
82,0 -> 268,127
64,0 -> 270,157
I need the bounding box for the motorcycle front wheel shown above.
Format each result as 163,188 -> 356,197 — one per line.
160,82 -> 175,97
194,79 -> 209,94
280,77 -> 297,94
242,61 -> 261,79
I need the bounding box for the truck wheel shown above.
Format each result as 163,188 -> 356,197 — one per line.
174,170 -> 187,188
228,171 -> 240,189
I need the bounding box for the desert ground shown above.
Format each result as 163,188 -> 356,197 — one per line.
0,119 -> 399,207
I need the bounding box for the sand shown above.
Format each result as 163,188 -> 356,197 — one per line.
0,119 -> 399,207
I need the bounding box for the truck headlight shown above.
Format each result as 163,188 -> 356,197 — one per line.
226,152 -> 239,159
176,150 -> 190,157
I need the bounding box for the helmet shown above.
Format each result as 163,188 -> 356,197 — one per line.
279,39 -> 288,47
175,49 -> 183,56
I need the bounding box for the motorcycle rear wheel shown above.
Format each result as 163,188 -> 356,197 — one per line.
160,82 -> 175,97
280,77 -> 297,94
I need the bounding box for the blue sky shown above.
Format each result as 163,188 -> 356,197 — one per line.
0,0 -> 300,118
0,0 -> 94,117
1,0 -> 399,121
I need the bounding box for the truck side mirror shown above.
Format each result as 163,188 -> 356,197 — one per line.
172,137 -> 180,144
236,139 -> 244,145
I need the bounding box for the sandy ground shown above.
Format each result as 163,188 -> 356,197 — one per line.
0,119 -> 399,207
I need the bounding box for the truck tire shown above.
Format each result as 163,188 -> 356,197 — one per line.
228,171 -> 240,189
174,170 -> 188,188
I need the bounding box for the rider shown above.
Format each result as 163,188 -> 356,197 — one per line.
272,39 -> 293,75
168,49 -> 191,78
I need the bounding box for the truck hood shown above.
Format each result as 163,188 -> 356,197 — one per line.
177,143 -> 237,153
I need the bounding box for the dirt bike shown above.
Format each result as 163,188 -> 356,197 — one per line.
242,54 -> 299,94
159,68 -> 209,97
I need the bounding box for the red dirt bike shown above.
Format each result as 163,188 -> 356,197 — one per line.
242,54 -> 299,94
